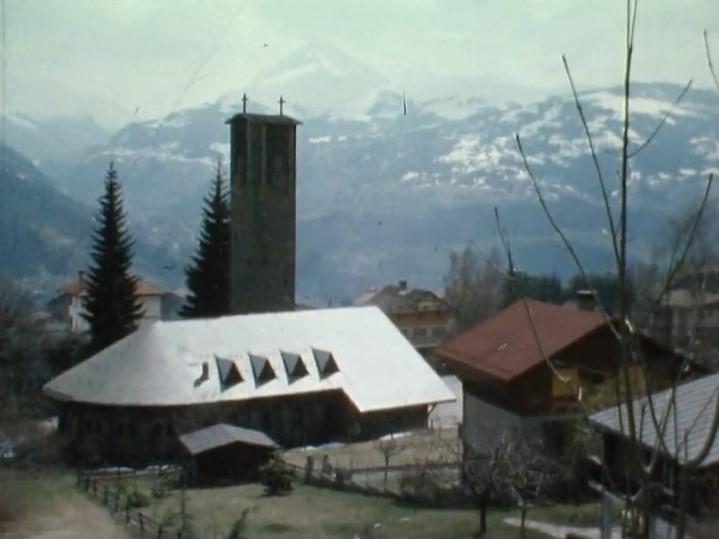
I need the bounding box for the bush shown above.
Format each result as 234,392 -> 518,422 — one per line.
259,454 -> 294,496
399,470 -> 443,502
126,489 -> 150,509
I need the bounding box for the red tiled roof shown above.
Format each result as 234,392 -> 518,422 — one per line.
436,298 -> 606,382
59,276 -> 167,297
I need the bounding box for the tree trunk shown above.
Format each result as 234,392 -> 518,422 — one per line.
478,494 -> 488,535
383,455 -> 389,489
520,502 -> 527,539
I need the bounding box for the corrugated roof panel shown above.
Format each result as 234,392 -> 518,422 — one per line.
591,372 -> 719,468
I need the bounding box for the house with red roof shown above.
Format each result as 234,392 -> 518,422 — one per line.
436,298 -> 682,451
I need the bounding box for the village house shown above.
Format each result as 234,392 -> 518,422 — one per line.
354,280 -> 450,358
590,372 -> 719,535
43,306 -> 455,464
46,272 -> 184,334
436,298 -> 682,452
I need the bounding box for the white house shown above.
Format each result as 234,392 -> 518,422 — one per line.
46,272 -> 184,334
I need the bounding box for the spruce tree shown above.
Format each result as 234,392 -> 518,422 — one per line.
180,159 -> 231,318
83,163 -> 144,352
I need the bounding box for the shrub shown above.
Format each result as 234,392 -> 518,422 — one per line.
259,454 -> 294,496
399,470 -> 443,503
126,489 -> 150,509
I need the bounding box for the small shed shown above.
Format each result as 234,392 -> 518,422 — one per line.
179,423 -> 278,483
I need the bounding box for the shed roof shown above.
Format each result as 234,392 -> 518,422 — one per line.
43,306 -> 455,412
179,424 -> 278,455
436,299 -> 606,382
590,372 -> 719,468
225,112 -> 301,126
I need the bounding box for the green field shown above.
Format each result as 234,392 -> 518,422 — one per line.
0,467 -> 600,539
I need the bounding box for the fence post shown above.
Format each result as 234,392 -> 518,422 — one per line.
114,489 -> 120,513
125,502 -> 131,524
103,483 -> 109,505
138,512 -> 144,534
157,524 -> 163,539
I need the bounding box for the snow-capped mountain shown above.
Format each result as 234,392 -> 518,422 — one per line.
4,113 -> 108,165
37,81 -> 719,304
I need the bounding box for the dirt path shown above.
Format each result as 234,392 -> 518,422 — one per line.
503,517 -> 622,539
2,497 -> 131,539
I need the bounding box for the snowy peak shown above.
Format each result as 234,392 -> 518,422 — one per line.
247,44 -> 391,117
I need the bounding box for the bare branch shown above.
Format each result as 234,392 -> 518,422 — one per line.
561,54 -> 620,269
514,133 -> 621,341
681,385 -> 719,468
704,30 -> 719,93
628,79 -> 693,158
493,206 -> 515,275
639,173 -> 714,327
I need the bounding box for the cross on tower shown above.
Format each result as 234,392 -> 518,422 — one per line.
242,93 -> 248,113
278,95 -> 285,116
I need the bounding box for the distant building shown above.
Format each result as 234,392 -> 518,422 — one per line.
436,298 -> 683,452
46,272 -> 184,334
227,111 -> 300,314
43,306 -> 455,464
354,280 -> 450,356
646,288 -> 719,367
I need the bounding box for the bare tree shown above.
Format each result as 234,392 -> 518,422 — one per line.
443,246 -> 504,332
508,3 -> 719,538
463,433 -> 566,537
376,434 -> 405,489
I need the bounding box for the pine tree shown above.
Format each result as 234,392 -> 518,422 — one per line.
180,159 -> 231,318
83,163 -> 144,353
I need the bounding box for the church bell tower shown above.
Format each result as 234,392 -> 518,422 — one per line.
226,97 -> 300,314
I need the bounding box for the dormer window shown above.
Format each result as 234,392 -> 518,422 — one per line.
215,356 -> 243,390
312,348 -> 339,378
281,351 -> 308,381
249,354 -> 276,384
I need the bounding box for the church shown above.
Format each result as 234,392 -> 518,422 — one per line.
43,102 -> 455,464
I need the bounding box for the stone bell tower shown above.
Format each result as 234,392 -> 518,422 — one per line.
226,96 -> 300,314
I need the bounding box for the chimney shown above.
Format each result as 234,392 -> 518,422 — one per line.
398,280 -> 407,291
576,289 -> 597,311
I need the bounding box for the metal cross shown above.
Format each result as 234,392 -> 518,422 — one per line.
279,95 -> 285,116
242,93 -> 248,113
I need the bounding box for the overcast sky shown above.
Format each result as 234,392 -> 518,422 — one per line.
5,0 -> 719,127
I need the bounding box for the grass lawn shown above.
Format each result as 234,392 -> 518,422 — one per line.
0,467 -> 600,539
0,466 -> 131,538
149,481 -> 600,539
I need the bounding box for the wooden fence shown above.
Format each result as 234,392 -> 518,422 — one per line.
77,471 -> 183,539
291,456 -> 475,508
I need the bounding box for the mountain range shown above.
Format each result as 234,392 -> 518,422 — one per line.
3,47 -> 719,305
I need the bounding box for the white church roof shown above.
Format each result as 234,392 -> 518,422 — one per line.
43,306 -> 455,413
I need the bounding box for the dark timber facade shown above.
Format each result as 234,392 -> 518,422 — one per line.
226,113 -> 300,314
